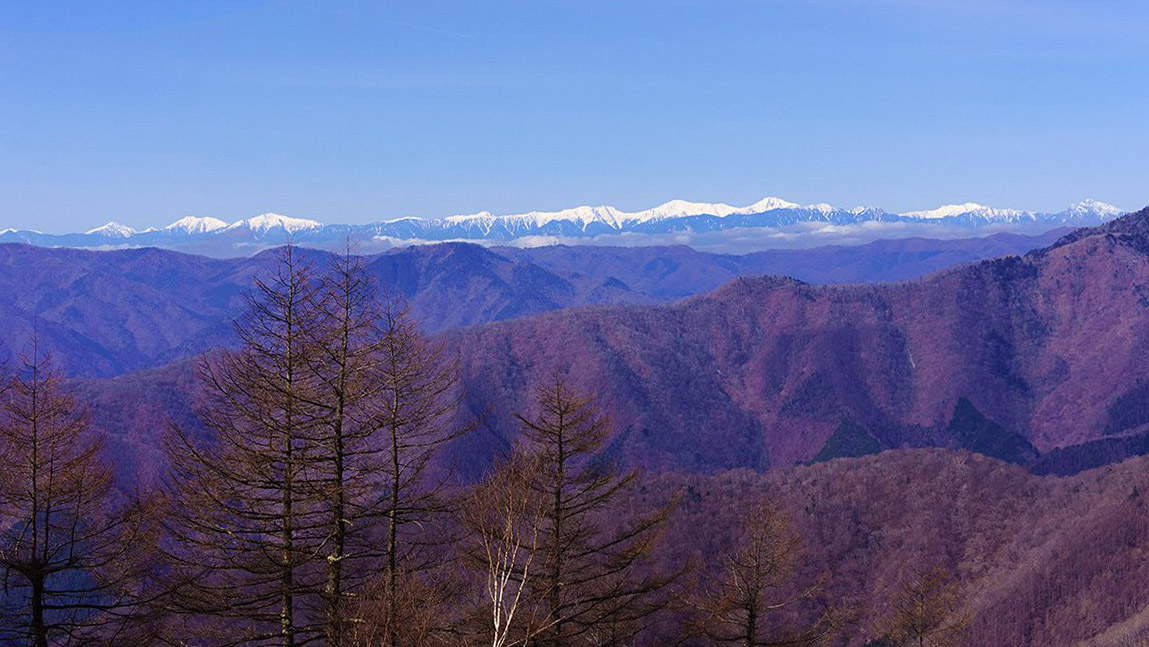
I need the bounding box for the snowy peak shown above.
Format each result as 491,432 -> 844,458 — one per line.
518,206 -> 625,228
634,200 -> 739,221
432,197 -> 1124,228
901,200 -> 1126,222
439,197 -> 820,232
1066,199 -> 1123,218
444,211 -> 496,222
164,216 -> 228,234
433,198 -> 1124,229
0,196 -> 1132,256
85,221 -> 136,237
744,197 -> 802,213
227,213 -> 322,235
900,203 -> 1023,220
445,206 -> 624,232
625,197 -> 813,223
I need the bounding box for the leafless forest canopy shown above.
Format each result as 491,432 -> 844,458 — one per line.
4,210 -> 1149,647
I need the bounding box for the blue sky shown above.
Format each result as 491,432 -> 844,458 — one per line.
1,0 -> 1146,232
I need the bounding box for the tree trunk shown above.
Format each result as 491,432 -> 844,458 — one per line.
550,412 -> 565,647
282,442 -> 295,647
31,573 -> 48,647
388,387 -> 401,647
327,419 -> 346,646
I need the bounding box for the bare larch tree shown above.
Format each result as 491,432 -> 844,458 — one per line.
514,372 -> 675,647
362,296 -> 462,647
879,564 -> 970,647
305,250 -> 391,645
0,345 -> 152,647
163,246 -> 330,646
164,246 -> 463,646
693,500 -> 841,647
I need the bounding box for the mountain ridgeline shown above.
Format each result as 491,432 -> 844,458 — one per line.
8,209 -> 1149,482
0,229 -> 1065,377
638,449 -> 1149,647
0,197 -> 1122,257
4,206 -> 1149,646
445,206 -> 1149,477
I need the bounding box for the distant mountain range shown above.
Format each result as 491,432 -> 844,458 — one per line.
9,206 -> 1149,478
18,207 -> 1149,646
58,206 -> 1149,489
0,206 -> 1137,495
0,229 -> 1066,378
53,217 -> 1149,647
0,197 -> 1125,257
441,206 -> 1149,478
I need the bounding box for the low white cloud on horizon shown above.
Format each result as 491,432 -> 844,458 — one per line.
369,220 -> 1067,256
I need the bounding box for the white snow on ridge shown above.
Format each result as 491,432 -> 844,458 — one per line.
628,197 -> 808,222
443,207 -> 621,234
439,197 -> 1126,230
13,197 -> 1130,244
227,213 -> 323,234
1066,199 -> 1123,218
901,200 -> 1125,222
900,203 -> 1026,220
165,216 -> 228,234
445,196 -> 1126,228
440,197 -> 817,231
630,199 -> 738,221
518,206 -> 625,228
85,221 -> 136,237
743,197 -> 803,213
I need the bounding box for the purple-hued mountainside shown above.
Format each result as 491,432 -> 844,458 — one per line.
38,207 -> 1149,647
635,450 -> 1149,647
55,207 -> 1149,488
443,206 -> 1149,477
0,229 -> 1065,378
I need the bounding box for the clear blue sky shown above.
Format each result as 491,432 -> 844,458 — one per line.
1,0 -> 1146,232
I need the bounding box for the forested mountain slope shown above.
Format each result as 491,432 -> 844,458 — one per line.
447,207 -> 1149,475
0,229 -> 1060,377
632,449 -> 1149,647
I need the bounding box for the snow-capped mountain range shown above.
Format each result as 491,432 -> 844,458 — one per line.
0,198 -> 1127,257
